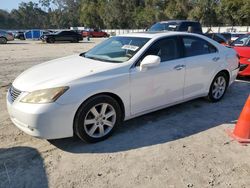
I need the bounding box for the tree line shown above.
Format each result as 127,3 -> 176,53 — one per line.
0,0 -> 250,30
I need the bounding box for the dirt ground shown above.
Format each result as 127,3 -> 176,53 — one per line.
0,39 -> 250,188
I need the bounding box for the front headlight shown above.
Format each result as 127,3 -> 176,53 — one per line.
20,86 -> 69,104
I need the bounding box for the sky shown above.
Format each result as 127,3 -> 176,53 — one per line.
0,0 -> 39,11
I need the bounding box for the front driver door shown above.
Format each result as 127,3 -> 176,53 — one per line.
130,37 -> 186,115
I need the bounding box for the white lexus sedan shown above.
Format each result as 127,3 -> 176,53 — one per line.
7,32 -> 239,143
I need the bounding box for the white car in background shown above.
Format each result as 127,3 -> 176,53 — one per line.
0,30 -> 14,44
7,32 -> 239,143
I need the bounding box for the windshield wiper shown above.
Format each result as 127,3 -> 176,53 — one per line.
84,56 -> 122,63
86,56 -> 106,62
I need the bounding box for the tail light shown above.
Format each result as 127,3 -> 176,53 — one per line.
239,64 -> 248,71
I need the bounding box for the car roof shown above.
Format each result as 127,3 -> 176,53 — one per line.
158,20 -> 199,24
119,31 -> 203,39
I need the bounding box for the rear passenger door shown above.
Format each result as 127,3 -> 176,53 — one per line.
181,36 -> 221,99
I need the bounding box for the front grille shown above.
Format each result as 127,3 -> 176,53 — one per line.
239,64 -> 248,71
9,85 -> 22,102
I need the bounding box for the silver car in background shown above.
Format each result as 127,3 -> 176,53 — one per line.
0,30 -> 14,44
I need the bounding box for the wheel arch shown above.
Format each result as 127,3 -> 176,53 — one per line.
0,36 -> 7,42
205,69 -> 231,95
73,92 -> 126,138
74,92 -> 126,122
217,69 -> 230,86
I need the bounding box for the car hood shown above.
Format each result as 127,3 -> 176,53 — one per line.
13,55 -> 120,91
233,46 -> 250,58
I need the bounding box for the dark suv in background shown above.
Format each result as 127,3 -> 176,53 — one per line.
40,30 -> 83,43
148,20 -> 203,34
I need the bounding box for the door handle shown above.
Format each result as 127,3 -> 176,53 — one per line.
212,57 -> 220,62
174,65 -> 185,70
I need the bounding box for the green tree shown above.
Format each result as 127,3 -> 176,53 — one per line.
188,0 -> 219,27
164,0 -> 193,20
217,0 -> 250,26
79,0 -> 104,28
10,2 -> 48,29
40,0 -> 81,28
0,9 -> 17,29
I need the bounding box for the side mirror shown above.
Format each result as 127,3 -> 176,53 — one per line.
140,55 -> 160,71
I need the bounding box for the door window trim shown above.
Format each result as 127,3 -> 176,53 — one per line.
131,36 -> 183,68
179,35 -> 218,58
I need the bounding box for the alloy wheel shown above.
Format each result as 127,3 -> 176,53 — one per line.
0,38 -> 7,44
212,76 -> 226,100
84,103 -> 116,138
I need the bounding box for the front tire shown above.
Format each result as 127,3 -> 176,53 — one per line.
74,95 -> 122,143
47,38 -> 55,43
207,72 -> 228,102
0,37 -> 7,44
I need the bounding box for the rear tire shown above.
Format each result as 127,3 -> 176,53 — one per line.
74,95 -> 122,143
0,37 -> 7,44
207,72 -> 228,102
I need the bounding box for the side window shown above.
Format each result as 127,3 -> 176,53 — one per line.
191,23 -> 202,33
182,36 -> 217,57
142,37 -> 180,62
208,43 -> 217,53
60,31 -> 67,35
179,23 -> 189,32
67,32 -> 74,36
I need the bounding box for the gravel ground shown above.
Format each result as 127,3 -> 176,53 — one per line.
0,39 -> 250,188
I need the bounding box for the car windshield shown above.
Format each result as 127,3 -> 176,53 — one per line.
231,34 -> 250,47
148,22 -> 178,32
83,36 -> 150,63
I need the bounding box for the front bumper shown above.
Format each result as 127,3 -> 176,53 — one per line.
6,89 -> 75,139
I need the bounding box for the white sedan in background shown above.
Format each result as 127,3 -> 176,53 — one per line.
7,32 -> 239,143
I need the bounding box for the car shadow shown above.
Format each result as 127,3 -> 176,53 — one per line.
0,147 -> 48,188
49,80 -> 250,154
237,76 -> 250,82
81,41 -> 95,43
6,42 -> 29,45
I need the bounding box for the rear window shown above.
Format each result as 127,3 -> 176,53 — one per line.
148,22 -> 178,32
182,36 -> 217,57
179,22 -> 202,33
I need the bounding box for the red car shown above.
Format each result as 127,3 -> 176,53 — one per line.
230,33 -> 250,76
82,29 -> 109,38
